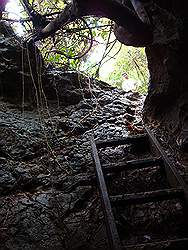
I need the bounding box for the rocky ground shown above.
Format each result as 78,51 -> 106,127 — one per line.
151,124 -> 188,185
0,19 -> 187,250
0,73 -> 144,250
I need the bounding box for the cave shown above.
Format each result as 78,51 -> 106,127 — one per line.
0,0 -> 188,249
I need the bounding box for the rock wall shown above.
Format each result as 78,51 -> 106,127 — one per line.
0,79 -> 143,249
0,21 -> 43,103
0,20 -> 145,248
143,0 -> 188,150
0,21 -> 93,107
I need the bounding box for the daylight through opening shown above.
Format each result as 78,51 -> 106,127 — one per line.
3,1 -> 149,94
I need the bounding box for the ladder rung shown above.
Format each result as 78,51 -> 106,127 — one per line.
102,157 -> 163,174
110,188 -> 184,205
96,134 -> 148,148
122,238 -> 188,249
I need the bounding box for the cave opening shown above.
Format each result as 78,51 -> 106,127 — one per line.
4,1 -> 150,95
97,44 -> 149,94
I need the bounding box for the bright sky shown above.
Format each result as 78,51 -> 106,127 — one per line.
6,0 -> 24,35
81,35 -> 116,80
6,0 -> 21,17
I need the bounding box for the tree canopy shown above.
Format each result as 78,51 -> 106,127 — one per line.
2,0 -> 149,92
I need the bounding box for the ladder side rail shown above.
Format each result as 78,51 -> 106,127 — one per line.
145,125 -> 188,206
91,136 -> 122,250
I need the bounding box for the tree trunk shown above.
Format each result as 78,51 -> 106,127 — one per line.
143,0 -> 188,150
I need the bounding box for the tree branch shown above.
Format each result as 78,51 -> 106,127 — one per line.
33,0 -> 153,47
21,0 -> 49,30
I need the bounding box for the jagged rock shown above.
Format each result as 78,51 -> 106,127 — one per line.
0,81 -> 143,249
0,21 -> 44,103
0,24 -> 95,107
44,71 -> 92,106
0,164 -> 17,194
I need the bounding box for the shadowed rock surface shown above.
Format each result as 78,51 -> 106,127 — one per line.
0,29 -> 143,250
1,1 -> 188,248
0,62 -> 144,249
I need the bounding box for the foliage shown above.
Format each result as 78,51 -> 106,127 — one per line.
107,44 -> 149,93
5,0 -> 149,93
40,17 -> 112,71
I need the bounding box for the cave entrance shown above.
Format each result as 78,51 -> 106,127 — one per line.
5,2 -> 149,95
80,33 -> 149,94
99,44 -> 149,94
